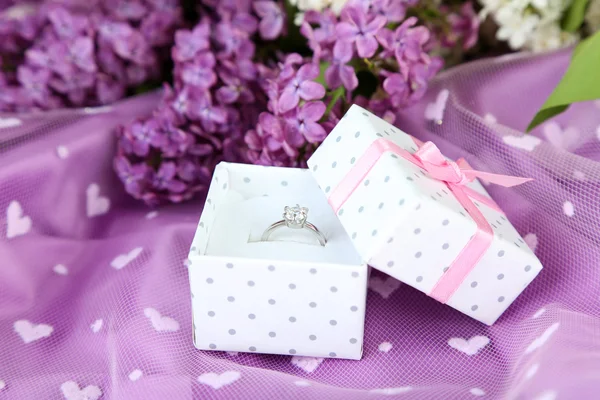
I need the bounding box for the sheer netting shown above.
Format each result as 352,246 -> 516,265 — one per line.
1,48 -> 599,400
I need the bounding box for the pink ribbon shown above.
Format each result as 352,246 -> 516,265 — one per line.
328,138 -> 532,304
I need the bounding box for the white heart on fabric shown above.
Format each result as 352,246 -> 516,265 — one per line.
448,336 -> 490,356
534,390 -> 558,400
470,388 -> 485,396
294,381 -> 311,387
483,113 -> 497,124
502,135 -> 541,152
56,146 -> 69,159
543,121 -> 580,150
14,320 -> 53,343
197,371 -> 241,390
524,233 -> 538,253
532,308 -> 546,319
0,117 -> 22,129
368,276 -> 401,299
144,307 -> 180,332
60,381 -> 102,400
424,89 -> 449,124
525,363 -> 540,380
146,211 -> 158,219
6,201 -> 32,239
378,341 -> 393,353
128,369 -> 143,382
90,319 -> 103,333
110,247 -> 143,270
597,125 -> 600,141
83,106 -> 113,114
0,380 -> 6,390
525,323 -> 559,354
86,183 -> 110,217
563,201 -> 575,217
291,356 -> 324,373
573,170 -> 586,181
369,387 -> 412,395
53,264 -> 69,276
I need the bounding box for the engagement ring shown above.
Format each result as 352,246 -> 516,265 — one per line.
261,205 -> 327,246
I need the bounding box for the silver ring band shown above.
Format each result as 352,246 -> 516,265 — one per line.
261,205 -> 327,246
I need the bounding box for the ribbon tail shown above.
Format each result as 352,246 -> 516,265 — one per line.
463,170 -> 533,187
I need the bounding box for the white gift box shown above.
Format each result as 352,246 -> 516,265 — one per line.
307,105 -> 543,325
187,162 -> 368,360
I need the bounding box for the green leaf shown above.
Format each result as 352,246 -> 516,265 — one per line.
526,31 -> 600,131
562,0 -> 590,32
325,86 -> 345,116
315,62 -> 330,86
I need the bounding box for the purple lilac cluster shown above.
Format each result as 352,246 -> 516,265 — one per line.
114,0 -> 285,205
0,1 -> 182,111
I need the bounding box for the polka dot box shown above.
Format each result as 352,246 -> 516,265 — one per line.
307,104 -> 543,325
187,162 -> 368,360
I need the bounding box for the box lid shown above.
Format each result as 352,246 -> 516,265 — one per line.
306,105 -> 542,325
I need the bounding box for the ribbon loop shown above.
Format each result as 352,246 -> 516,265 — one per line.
414,141 -> 472,185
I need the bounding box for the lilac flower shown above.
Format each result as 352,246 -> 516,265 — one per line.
216,72 -> 255,104
172,24 -> 209,62
69,37 -> 97,73
153,119 -> 192,157
141,11 -> 180,46
112,0 -> 148,21
125,119 -> 160,156
378,17 -> 430,73
304,10 -> 337,44
114,156 -> 149,197
151,162 -> 186,193
253,1 -> 284,40
47,7 -> 89,39
278,64 -> 325,113
179,53 -> 216,88
187,93 -> 227,132
96,75 -> 125,104
325,41 -> 358,91
382,72 -> 409,107
98,20 -> 134,42
285,101 -> 327,143
444,2 -> 480,50
17,66 -> 50,104
112,31 -> 153,65
335,6 -> 386,58
215,22 -> 255,59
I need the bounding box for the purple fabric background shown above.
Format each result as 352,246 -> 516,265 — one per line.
1,49 -> 600,399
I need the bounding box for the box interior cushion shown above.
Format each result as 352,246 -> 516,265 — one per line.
199,163 -> 363,266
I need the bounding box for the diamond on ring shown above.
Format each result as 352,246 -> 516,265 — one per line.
283,205 -> 308,229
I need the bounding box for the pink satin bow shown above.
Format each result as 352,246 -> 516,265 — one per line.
413,141 -> 533,188
328,137 -> 533,304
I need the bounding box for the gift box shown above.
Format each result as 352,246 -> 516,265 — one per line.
307,105 -> 543,325
187,162 -> 368,359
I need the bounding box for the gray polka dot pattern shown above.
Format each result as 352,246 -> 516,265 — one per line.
336,136 -> 341,142
330,286 -> 338,293
364,179 -> 370,186
268,265 -> 275,271
329,352 -> 337,357
309,335 -> 317,340
384,176 -> 390,182
339,209 -> 344,216
312,165 -> 318,171
228,329 -> 236,335
289,349 -> 296,354
350,306 -> 358,312
269,332 -> 276,338
309,302 -> 317,308
248,314 -> 256,319
352,232 -> 357,239
208,311 -> 215,317
498,296 -> 505,302
332,162 -> 337,168
249,346 -> 256,351
498,250 -> 505,257
416,276 -> 423,282
289,316 -> 296,322
350,338 -> 357,344
310,268 -> 317,274
354,131 -> 360,138
525,265 -> 532,272
497,274 -> 505,280
226,263 -> 234,269
268,299 -> 276,305
372,230 -> 378,236
248,281 -> 255,287
227,296 -> 235,302
442,219 -> 449,226
243,177 -> 251,183
387,261 -> 394,267
289,283 -> 296,289
471,305 -> 478,311
350,157 -> 356,164
330,320 -> 337,326
281,181 -> 288,186
358,206 -> 364,213
352,271 -> 359,277
325,186 -> 331,193
471,281 -> 478,288
399,199 -> 405,205
209,344 -> 217,349
407,176 -> 414,181
415,252 -> 422,258
414,228 -> 421,234
378,202 -> 384,209
206,278 -> 214,284
442,243 -> 449,250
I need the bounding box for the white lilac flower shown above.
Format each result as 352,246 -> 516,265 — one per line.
293,0 -> 351,24
585,0 -> 600,32
495,6 -> 540,49
527,23 -> 578,52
